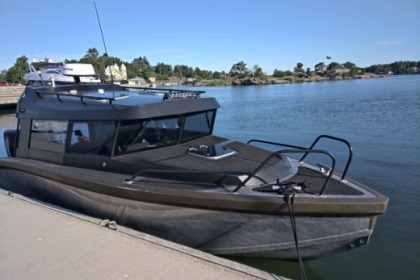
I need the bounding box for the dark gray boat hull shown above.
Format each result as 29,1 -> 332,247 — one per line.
0,165 -> 374,260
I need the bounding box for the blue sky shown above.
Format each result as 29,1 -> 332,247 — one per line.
1,0 -> 419,74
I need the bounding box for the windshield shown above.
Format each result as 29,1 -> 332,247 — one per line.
114,110 -> 215,155
115,116 -> 180,155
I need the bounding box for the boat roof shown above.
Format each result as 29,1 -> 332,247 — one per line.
17,84 -> 220,121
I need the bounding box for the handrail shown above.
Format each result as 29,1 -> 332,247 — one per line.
248,135 -> 353,181
247,139 -> 307,150
299,135 -> 353,180
127,135 -> 349,195
122,86 -> 205,95
232,148 -> 336,195
122,86 -> 205,99
36,90 -> 128,105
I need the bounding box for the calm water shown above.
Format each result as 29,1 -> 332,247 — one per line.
1,75 -> 419,279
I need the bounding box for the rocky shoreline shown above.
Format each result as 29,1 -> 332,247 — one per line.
230,73 -> 392,86
168,72 -> 393,87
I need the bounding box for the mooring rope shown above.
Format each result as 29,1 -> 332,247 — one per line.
285,192 -> 307,280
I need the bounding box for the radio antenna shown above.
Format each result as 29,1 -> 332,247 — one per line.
93,1 -> 114,83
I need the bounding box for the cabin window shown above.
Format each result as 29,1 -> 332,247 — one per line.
115,116 -> 180,155
30,120 -> 68,153
67,121 -> 116,156
180,110 -> 214,143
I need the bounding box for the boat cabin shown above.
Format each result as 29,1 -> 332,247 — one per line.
6,84 -> 230,174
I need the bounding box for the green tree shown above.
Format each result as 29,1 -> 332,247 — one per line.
174,65 -> 194,78
342,61 -> 356,69
294,62 -> 304,73
132,56 -> 151,71
130,56 -> 152,79
251,65 -> 265,78
64,59 -> 78,63
327,62 -> 340,71
229,61 -> 248,78
83,48 -> 99,61
6,55 -> 29,84
0,69 -> 7,81
273,69 -> 292,78
314,62 -> 326,74
154,63 -> 173,79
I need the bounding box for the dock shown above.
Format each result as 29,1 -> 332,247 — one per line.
0,189 -> 287,280
0,86 -> 24,108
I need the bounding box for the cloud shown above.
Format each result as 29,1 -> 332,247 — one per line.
378,40 -> 402,45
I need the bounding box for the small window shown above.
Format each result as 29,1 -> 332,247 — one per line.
30,120 -> 68,153
67,121 -> 116,156
181,110 -> 214,143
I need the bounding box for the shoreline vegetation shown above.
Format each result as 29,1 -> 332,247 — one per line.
2,48 -> 418,87
169,72 -> 393,87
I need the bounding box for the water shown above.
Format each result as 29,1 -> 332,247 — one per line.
1,75 -> 419,279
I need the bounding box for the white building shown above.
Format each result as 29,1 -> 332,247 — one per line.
105,63 -> 127,81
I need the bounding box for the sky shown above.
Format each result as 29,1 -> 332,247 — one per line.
1,0 -> 419,74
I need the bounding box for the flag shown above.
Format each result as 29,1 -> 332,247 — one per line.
326,56 -> 331,59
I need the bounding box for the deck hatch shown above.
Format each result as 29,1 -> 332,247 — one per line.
187,145 -> 237,160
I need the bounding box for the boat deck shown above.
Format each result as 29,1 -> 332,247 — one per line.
0,189 -> 286,280
0,157 -> 361,194
0,157 -> 387,215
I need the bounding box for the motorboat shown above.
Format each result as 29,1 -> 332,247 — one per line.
0,76 -> 388,260
23,62 -> 101,86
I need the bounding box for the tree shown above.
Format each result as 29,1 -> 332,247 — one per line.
229,61 -> 248,78
314,62 -> 326,74
273,69 -> 292,78
154,63 -> 173,79
294,62 -> 304,73
6,56 -> 29,84
174,65 -> 193,78
0,69 -> 7,81
342,61 -> 356,69
130,56 -> 152,79
132,56 -> 151,71
327,62 -> 340,71
64,59 -> 78,63
251,65 -> 265,78
83,48 -> 99,61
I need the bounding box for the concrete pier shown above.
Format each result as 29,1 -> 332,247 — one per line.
0,86 -> 24,107
0,190 -> 287,280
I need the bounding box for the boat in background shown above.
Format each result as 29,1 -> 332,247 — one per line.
23,61 -> 101,86
0,70 -> 388,260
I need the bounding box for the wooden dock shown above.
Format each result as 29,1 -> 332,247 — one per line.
0,86 -> 24,108
0,189 -> 287,280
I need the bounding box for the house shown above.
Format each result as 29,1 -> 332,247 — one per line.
105,63 -> 127,81
128,77 -> 145,85
127,77 -> 156,87
409,66 -> 418,73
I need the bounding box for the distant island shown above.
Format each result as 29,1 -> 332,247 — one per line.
184,72 -> 393,87
2,47 -> 418,86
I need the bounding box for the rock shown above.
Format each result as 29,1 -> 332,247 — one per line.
232,78 -> 267,86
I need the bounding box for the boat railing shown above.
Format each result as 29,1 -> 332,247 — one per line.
35,90 -> 129,105
122,86 -> 205,99
126,135 -> 350,195
232,148 -> 336,195
299,134 -> 353,180
247,134 -> 353,180
126,150 -> 335,195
